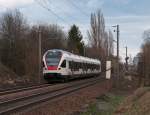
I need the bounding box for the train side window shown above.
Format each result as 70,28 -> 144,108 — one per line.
69,61 -> 73,69
69,61 -> 71,68
61,60 -> 66,68
72,61 -> 75,70
43,61 -> 45,67
79,62 -> 81,68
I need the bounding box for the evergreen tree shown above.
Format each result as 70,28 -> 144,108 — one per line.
68,24 -> 84,55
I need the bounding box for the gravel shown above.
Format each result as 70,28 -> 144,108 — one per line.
20,79 -> 112,115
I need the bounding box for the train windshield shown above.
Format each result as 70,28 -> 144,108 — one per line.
45,51 -> 62,66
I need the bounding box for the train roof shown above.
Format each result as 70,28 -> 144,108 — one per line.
44,49 -> 101,64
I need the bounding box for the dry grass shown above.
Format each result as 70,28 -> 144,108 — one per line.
0,62 -> 19,87
115,87 -> 150,115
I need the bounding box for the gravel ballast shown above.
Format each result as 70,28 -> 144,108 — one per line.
21,79 -> 112,115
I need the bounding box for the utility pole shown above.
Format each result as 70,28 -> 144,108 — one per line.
112,24 -> 120,87
107,31 -> 110,58
116,25 -> 120,81
38,29 -> 42,84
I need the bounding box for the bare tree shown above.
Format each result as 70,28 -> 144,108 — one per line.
0,9 -> 69,84
88,10 -> 105,50
0,9 -> 28,76
40,24 -> 67,53
87,9 -> 114,71
108,30 -> 114,56
138,29 -> 150,86
24,24 -> 67,80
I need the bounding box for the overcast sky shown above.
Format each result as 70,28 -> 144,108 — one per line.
0,0 -> 150,60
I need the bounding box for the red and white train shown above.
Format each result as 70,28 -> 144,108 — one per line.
43,49 -> 101,82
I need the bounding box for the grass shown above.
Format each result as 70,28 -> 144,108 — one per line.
81,94 -> 124,115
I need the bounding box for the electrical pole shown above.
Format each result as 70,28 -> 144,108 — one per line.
112,24 -> 120,87
116,25 -> 120,81
38,29 -> 42,84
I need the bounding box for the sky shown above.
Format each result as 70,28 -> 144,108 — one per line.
0,0 -> 150,61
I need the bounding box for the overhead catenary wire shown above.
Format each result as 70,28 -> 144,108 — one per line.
34,0 -> 70,25
67,0 -> 89,17
46,0 -> 78,21
35,0 -> 91,27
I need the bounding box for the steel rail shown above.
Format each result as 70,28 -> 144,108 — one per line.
0,77 -> 104,114
0,77 -> 100,104
0,84 -> 52,96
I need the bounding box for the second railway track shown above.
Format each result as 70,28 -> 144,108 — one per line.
0,84 -> 52,95
0,77 -> 105,115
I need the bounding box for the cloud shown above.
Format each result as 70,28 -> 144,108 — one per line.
87,0 -> 104,9
105,15 -> 150,59
113,0 -> 130,5
0,0 -> 34,8
106,15 -> 150,24
119,47 -> 140,62
106,15 -> 150,42
0,0 -> 147,60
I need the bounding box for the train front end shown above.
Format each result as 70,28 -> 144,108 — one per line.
43,50 -> 62,81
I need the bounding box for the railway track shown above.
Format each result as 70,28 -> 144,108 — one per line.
0,77 -> 105,115
0,84 -> 52,95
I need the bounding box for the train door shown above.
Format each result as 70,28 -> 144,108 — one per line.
60,60 -> 67,75
66,60 -> 71,76
68,61 -> 73,76
81,63 -> 86,76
